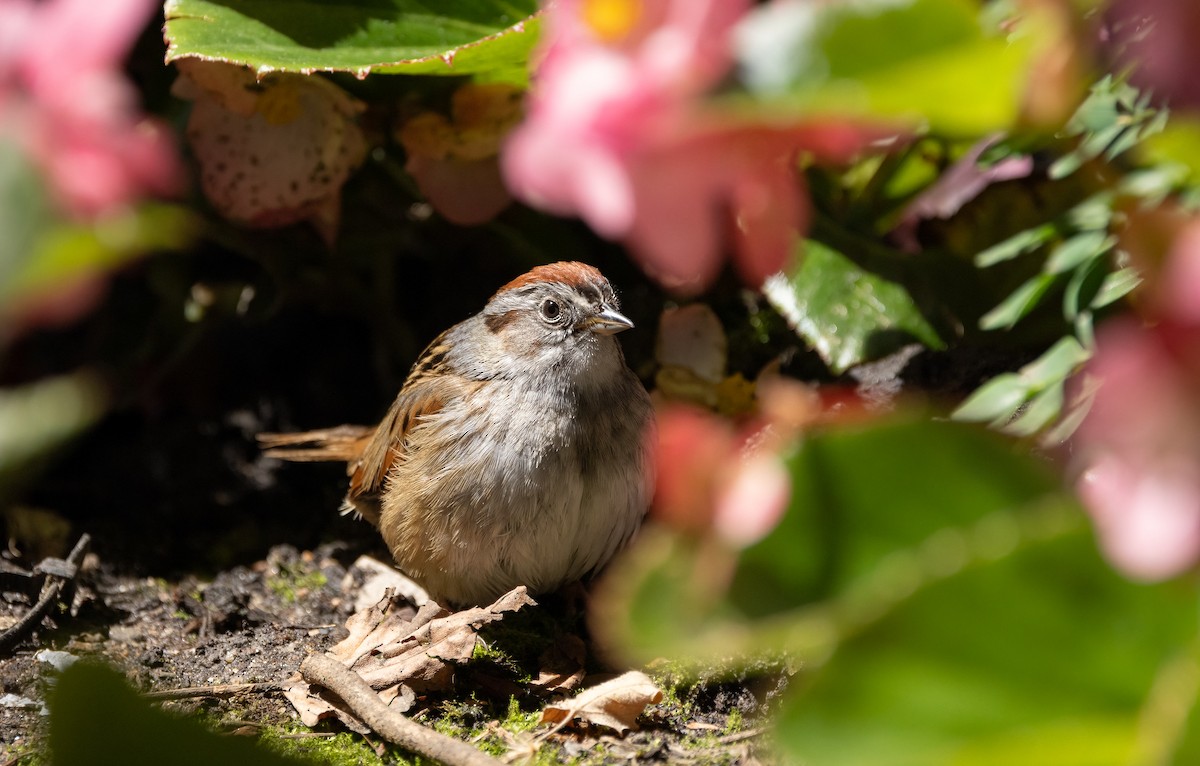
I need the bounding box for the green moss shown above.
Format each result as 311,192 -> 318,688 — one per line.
5,741 -> 46,766
723,708 -> 743,735
499,696 -> 541,734
266,569 -> 328,603
258,726 -> 387,766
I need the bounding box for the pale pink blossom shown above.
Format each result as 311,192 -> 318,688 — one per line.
502,0 -> 872,294
0,0 -> 180,217
1074,218 -> 1200,581
653,404 -> 795,549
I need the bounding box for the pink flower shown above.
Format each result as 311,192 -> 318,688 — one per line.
396,83 -> 522,226
1073,217 -> 1200,581
502,0 -> 872,295
1075,321 -> 1200,581
654,406 -> 790,548
0,0 -> 180,218
1106,0 -> 1200,111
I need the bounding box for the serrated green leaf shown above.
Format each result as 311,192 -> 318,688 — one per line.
975,225 -> 1055,268
736,0 -> 1035,135
1091,266 -> 1143,309
979,273 -> 1058,330
164,0 -> 540,82
764,240 -> 944,374
1044,231 -> 1115,275
952,373 -> 1028,423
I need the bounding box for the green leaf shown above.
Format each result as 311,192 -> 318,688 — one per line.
1091,266 -> 1143,309
1142,117 -> 1200,186
0,374 -> 106,484
164,0 -> 540,82
4,204 -> 196,304
0,139 -> 53,299
952,373 -> 1028,423
1017,336 -> 1089,390
979,273 -> 1058,330
50,662 -> 310,766
1003,381 -> 1066,437
736,0 -> 1036,136
764,239 -> 944,374
1043,231 -> 1115,275
603,416 -> 1066,658
1063,254 -> 1106,320
974,224 -> 1055,268
773,532 -> 1196,766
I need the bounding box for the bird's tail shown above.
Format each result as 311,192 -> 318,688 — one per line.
257,425 -> 374,463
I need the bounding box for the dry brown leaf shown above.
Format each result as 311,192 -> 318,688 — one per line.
539,670 -> 663,735
285,586 -> 535,727
530,634 -> 586,695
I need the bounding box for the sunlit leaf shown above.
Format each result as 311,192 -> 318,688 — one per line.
1016,337 -> 1089,391
764,240 -> 943,374
1003,382 -> 1066,437
599,417 -> 1065,658
164,0 -> 540,83
1091,267 -> 1143,309
952,374 -> 1028,423
1043,231 -> 1115,275
773,533 -> 1197,766
735,0 -> 1036,135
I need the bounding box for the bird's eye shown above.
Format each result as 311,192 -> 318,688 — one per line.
539,298 -> 563,323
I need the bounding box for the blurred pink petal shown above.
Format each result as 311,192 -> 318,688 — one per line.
1078,455 -> 1200,582
653,407 -> 730,534
713,454 -> 789,547
0,0 -> 181,217
653,405 -> 790,548
893,134 -> 1033,253
404,155 -> 512,226
1157,220 -> 1200,325
396,82 -> 520,225
502,0 -> 876,295
17,0 -> 158,94
1075,318 -> 1200,581
1107,0 -> 1200,110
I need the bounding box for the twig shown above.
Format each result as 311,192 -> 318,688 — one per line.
300,653 -> 503,766
716,727 -> 767,745
0,533 -> 90,655
144,681 -> 283,701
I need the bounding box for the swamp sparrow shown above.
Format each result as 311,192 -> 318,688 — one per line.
260,262 -> 654,606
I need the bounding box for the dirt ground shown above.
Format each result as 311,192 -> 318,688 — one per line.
0,529 -> 786,765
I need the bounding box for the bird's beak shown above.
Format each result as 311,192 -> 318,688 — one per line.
583,306 -> 635,335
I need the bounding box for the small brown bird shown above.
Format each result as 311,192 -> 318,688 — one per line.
260,262 -> 654,606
